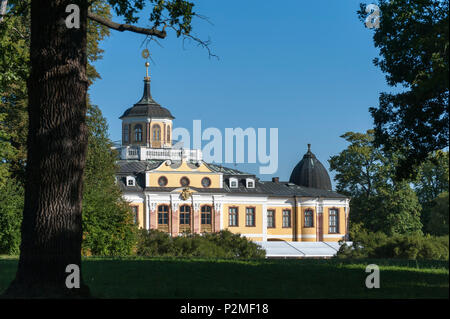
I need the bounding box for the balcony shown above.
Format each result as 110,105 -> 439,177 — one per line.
117,146 -> 202,162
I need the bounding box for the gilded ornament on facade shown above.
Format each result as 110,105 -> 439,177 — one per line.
180,187 -> 193,200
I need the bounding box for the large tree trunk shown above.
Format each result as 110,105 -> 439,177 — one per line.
5,0 -> 90,298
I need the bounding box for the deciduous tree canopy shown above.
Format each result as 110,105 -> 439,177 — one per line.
359,0 -> 449,180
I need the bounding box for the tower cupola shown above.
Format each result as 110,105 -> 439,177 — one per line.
289,144 -> 332,191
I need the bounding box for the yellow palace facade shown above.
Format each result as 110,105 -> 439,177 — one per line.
115,73 -> 350,242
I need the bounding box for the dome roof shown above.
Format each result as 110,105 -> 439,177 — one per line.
289,144 -> 332,191
120,79 -> 174,120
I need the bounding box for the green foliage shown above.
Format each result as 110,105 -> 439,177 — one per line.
107,0 -> 195,36
414,151 -> 449,232
87,1 -> 112,84
136,229 -> 266,259
0,1 -> 112,183
338,223 -> 448,260
415,151 -> 449,205
426,192 -> 449,236
82,104 -> 138,256
330,130 -> 423,235
358,0 -> 449,179
0,181 -> 24,255
0,6 -> 29,182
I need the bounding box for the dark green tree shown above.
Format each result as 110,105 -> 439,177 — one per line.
426,191 -> 449,236
413,150 -> 449,230
414,150 -> 449,204
329,130 -> 423,235
358,0 -> 449,180
82,103 -> 137,256
0,181 -> 24,255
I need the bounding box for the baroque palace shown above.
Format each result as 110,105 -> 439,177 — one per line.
115,67 -> 350,242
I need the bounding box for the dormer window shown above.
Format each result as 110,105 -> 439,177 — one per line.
126,176 -> 135,186
246,178 -> 255,188
229,178 -> 238,188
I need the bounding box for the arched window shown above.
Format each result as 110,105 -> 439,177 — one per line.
152,124 -> 161,141
201,205 -> 212,225
123,124 -> 129,143
134,124 -> 143,142
167,126 -> 171,142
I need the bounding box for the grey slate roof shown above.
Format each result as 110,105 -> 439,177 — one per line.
117,160 -> 163,174
117,173 -> 146,191
260,181 -> 347,199
116,160 -> 347,199
119,79 -> 175,120
205,163 -> 253,176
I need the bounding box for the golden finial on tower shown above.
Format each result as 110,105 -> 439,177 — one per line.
142,49 -> 150,81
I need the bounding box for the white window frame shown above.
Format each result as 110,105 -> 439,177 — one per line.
126,176 -> 136,186
246,178 -> 255,188
229,177 -> 238,188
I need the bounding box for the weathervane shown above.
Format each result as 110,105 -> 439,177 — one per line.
142,48 -> 150,80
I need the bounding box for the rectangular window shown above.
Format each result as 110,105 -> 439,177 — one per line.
180,212 -> 190,225
229,207 -> 238,226
267,210 -> 275,228
304,210 -> 314,228
158,205 -> 169,225
201,206 -> 212,225
329,209 -> 339,233
282,210 -> 291,228
246,207 -> 255,227
131,206 -> 138,225
180,206 -> 191,225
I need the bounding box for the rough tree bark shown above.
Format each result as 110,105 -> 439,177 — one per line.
5,0 -> 90,298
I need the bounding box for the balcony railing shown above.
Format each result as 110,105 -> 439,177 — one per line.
118,146 -> 202,162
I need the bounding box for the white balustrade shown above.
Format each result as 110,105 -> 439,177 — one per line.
118,146 -> 202,162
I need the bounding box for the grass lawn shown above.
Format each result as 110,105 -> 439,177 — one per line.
0,257 -> 448,298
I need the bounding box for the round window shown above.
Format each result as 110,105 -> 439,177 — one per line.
158,176 -> 168,187
180,177 -> 190,187
201,177 -> 211,188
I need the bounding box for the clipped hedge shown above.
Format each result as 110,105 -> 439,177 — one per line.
136,229 -> 266,259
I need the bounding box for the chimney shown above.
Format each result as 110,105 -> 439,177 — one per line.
272,177 -> 279,183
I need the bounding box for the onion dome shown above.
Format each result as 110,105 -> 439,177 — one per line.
289,144 -> 332,191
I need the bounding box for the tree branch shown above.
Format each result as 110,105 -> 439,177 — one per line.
0,0 -> 8,23
87,12 -> 166,39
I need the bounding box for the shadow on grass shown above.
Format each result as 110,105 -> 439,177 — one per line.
1,257 -> 448,298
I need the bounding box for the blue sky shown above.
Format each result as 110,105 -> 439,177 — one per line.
89,0 -> 390,185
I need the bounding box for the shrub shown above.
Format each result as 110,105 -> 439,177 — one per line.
0,181 -> 24,255
136,229 -> 266,259
337,223 -> 449,260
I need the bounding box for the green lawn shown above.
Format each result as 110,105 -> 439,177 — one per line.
0,257 -> 448,298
